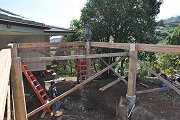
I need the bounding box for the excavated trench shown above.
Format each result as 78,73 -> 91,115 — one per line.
25,76 -> 180,120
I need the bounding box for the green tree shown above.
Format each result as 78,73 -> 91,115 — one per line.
166,24 -> 180,45
80,0 -> 162,43
155,24 -> 180,75
63,19 -> 84,42
79,0 -> 162,77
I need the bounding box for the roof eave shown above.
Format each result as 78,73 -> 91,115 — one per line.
0,19 -> 49,29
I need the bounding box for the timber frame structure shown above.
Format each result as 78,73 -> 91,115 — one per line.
1,41 -> 180,120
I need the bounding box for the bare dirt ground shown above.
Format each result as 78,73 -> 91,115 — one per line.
26,77 -> 180,120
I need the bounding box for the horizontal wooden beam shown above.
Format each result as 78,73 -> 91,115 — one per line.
22,52 -> 128,62
27,59 -> 120,117
138,60 -> 180,95
18,42 -> 86,49
18,41 -> 180,54
136,88 -> 169,94
137,43 -> 180,54
0,49 -> 11,120
91,42 -> 130,50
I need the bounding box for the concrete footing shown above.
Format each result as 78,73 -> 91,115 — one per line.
116,95 -> 136,120
126,95 -> 136,119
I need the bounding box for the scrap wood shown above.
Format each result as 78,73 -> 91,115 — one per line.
136,88 -> 170,94
140,83 -> 149,88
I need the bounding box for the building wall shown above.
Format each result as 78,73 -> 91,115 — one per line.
0,35 -> 50,71
0,37 -> 14,50
16,35 -> 50,71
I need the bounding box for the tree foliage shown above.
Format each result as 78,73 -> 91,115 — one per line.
166,24 -> 180,45
63,19 -> 84,42
155,24 -> 180,75
80,0 -> 162,43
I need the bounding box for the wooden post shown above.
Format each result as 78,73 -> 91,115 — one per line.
127,44 -> 137,96
116,44 -> 137,119
126,44 -> 137,118
11,44 -> 27,120
7,84 -> 11,120
86,41 -> 91,78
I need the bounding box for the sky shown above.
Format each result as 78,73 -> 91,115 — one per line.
0,0 -> 180,28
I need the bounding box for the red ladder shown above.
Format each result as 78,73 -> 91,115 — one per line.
76,46 -> 89,82
79,59 -> 88,82
21,62 -> 51,112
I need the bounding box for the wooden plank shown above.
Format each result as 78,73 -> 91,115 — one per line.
137,43 -> 180,54
18,42 -> 86,49
100,58 -> 127,84
136,88 -> 169,94
18,42 -> 180,54
139,83 -> 149,88
7,84 -> 11,120
138,60 -> 180,95
91,42 -> 130,50
22,52 -> 128,62
99,78 -> 121,91
27,59 -> 120,117
0,49 -> 11,120
11,44 -> 27,120
127,44 -> 137,96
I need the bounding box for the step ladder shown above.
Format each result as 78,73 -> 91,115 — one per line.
76,46 -> 88,82
79,59 -> 88,82
21,62 -> 51,112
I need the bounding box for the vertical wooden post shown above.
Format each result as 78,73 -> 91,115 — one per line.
127,44 -> 137,96
11,44 -> 27,120
116,44 -> 137,119
7,84 -> 11,120
126,44 -> 137,118
86,41 -> 91,78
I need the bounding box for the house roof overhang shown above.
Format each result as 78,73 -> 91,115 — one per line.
0,8 -> 75,36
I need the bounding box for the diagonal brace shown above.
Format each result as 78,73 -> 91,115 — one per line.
100,58 -> 127,85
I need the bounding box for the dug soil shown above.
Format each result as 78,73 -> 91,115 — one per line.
26,77 -> 180,120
